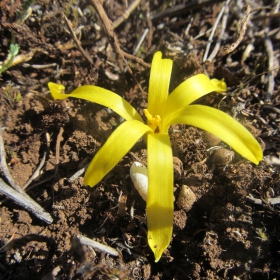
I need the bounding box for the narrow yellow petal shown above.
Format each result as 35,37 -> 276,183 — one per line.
48,82 -> 66,99
163,74 -> 226,129
210,78 -> 227,91
48,82 -> 143,122
147,133 -> 173,262
84,120 -> 152,186
170,105 -> 263,164
148,52 -> 173,117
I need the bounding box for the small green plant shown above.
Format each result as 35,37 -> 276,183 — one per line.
49,51 -> 263,261
16,0 -> 35,23
0,44 -> 20,74
3,82 -> 21,108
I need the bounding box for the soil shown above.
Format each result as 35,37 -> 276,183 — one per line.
0,0 -> 280,279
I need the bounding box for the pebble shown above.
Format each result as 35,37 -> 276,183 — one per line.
212,148 -> 234,168
202,131 -> 221,148
176,185 -> 196,211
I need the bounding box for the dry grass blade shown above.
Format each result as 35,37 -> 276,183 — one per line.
62,13 -> 93,64
77,235 -> 119,256
0,178 -> 53,224
0,127 -> 25,194
112,0 -> 141,29
203,0 -> 231,63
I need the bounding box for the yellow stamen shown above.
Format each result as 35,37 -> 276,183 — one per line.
144,109 -> 162,133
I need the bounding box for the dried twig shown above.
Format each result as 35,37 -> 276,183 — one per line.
0,128 -> 53,223
245,195 -> 262,205
252,11 -> 280,21
23,133 -> 50,190
68,164 -> 89,183
246,194 -> 280,205
133,28 -> 149,55
23,151 -> 47,190
112,0 -> 141,29
241,42 -> 254,65
263,104 -> 280,115
193,27 -> 213,41
145,8 -> 153,50
25,129 -> 64,192
121,50 -> 149,67
62,13 -> 93,64
0,178 -> 53,224
55,127 -> 64,176
223,4 -> 251,54
77,235 -> 119,256
264,32 -> 275,99
203,0 -> 231,63
90,0 -> 150,69
130,199 -> 135,219
10,48 -> 48,67
25,174 -> 55,192
207,1 -> 229,62
22,62 -> 57,69
0,127 -> 24,194
184,17 -> 194,37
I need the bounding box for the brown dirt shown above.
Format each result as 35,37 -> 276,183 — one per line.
0,0 -> 280,279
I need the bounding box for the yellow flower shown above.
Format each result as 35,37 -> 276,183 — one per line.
48,52 -> 263,262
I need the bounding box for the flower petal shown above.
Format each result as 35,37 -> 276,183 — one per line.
84,120 -> 152,186
48,82 -> 143,122
148,52 -> 173,117
170,105 -> 263,164
147,133 -> 174,262
210,78 -> 227,91
162,74 -> 226,129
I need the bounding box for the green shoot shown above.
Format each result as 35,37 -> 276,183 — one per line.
0,44 -> 20,74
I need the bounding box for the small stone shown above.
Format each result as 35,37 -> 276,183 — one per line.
213,148 -> 234,167
176,185 -> 196,211
202,131 -> 221,148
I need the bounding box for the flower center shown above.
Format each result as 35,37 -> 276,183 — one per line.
144,109 -> 161,133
